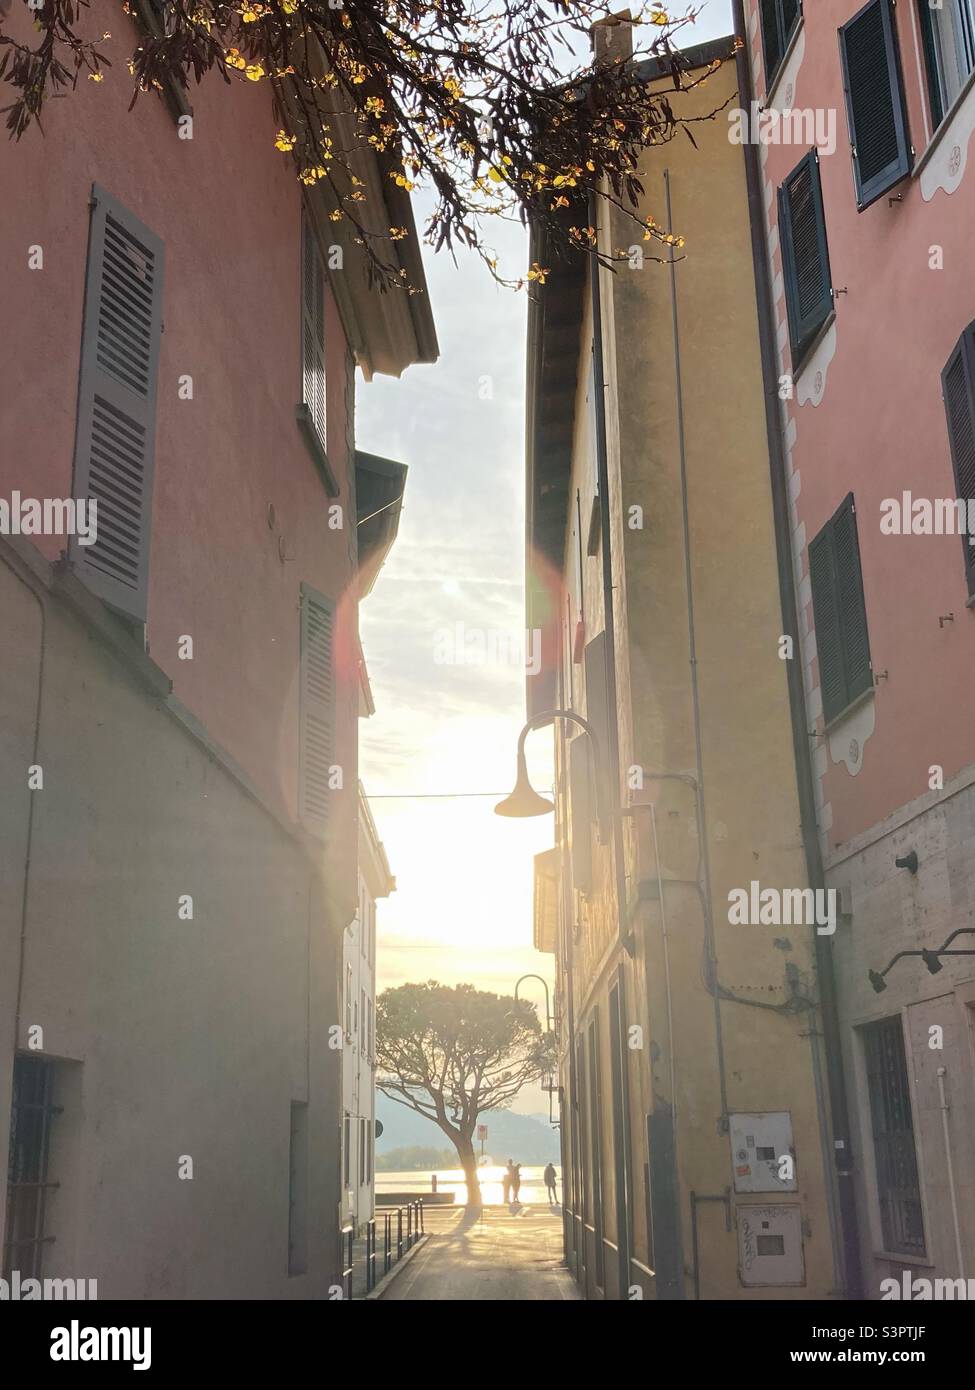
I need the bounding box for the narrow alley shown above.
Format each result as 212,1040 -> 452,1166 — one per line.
378,1206 -> 580,1302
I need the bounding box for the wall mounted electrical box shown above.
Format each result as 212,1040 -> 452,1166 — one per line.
729,1111 -> 797,1192
737,1204 -> 804,1287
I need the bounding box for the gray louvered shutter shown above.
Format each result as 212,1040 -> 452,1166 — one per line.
70,185 -> 164,620
779,153 -> 833,368
832,496 -> 873,706
301,216 -> 327,451
809,525 -> 846,725
840,0 -> 911,211
583,630 -> 612,823
299,583 -> 335,831
942,326 -> 975,591
567,734 -> 593,895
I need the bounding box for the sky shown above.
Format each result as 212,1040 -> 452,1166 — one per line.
356,1 -> 733,1108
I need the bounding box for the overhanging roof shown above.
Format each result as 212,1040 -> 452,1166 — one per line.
356,449 -> 408,598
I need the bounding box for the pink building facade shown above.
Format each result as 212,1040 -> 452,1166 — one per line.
0,1 -> 434,1296
743,0 -> 975,1297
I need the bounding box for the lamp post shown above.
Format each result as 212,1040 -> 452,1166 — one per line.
868,927 -> 975,993
494,709 -> 607,838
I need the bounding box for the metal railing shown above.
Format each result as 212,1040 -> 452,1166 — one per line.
349,1200 -> 425,1297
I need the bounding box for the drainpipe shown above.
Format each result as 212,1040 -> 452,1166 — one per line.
936,1068 -> 965,1278
731,0 -> 864,1300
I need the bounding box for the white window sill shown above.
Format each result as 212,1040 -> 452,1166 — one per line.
822,683 -> 875,738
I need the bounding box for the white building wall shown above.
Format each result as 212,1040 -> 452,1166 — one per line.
341,872 -> 377,1233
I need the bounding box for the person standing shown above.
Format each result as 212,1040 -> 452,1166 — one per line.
511,1161 -> 521,1204
543,1162 -> 558,1205
502,1159 -> 513,1205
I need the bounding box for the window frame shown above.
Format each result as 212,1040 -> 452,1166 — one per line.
861,1017 -> 926,1257
918,0 -> 975,128
3,1057 -> 63,1281
760,0 -> 803,92
941,322 -> 975,595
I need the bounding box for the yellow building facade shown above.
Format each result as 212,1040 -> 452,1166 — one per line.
525,30 -> 849,1301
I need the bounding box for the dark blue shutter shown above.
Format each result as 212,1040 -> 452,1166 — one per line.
839,0 -> 912,210
779,153 -> 833,368
809,496 -> 872,724
809,527 -> 847,725
942,325 -> 975,592
832,497 -> 873,705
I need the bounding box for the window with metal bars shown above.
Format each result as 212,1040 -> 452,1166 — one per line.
759,0 -> 802,91
778,152 -> 833,369
942,322 -> 975,594
3,1057 -> 62,1280
861,1018 -> 925,1256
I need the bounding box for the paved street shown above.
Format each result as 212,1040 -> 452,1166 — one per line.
380,1205 -> 581,1301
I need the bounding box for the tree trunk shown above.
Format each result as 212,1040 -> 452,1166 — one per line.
455,1134 -> 481,1210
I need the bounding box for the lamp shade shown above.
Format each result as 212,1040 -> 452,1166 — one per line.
494,748 -> 554,818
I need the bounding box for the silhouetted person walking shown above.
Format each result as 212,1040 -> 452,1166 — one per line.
544,1162 -> 558,1204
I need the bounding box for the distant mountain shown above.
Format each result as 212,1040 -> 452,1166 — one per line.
375,1093 -> 561,1165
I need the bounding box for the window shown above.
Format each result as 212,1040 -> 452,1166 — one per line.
839,0 -> 912,210
778,153 -> 833,369
809,494 -> 873,724
343,1113 -> 351,1188
4,1057 -> 62,1280
942,323 -> 975,593
345,962 -> 353,1036
288,1102 -> 308,1276
919,0 -> 975,127
359,1117 -> 367,1185
366,997 -> 374,1062
862,1018 -> 925,1255
71,185 -> 164,623
760,0 -> 802,90
360,989 -> 366,1049
299,583 -> 335,832
297,215 -> 338,492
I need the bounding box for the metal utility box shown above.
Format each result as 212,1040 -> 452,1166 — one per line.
737,1204 -> 804,1287
729,1111 -> 797,1192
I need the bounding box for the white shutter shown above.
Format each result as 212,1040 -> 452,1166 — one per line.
299,583 -> 335,830
301,216 -> 327,450
70,185 -> 164,621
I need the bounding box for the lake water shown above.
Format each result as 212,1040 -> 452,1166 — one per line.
375,1163 -> 562,1206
